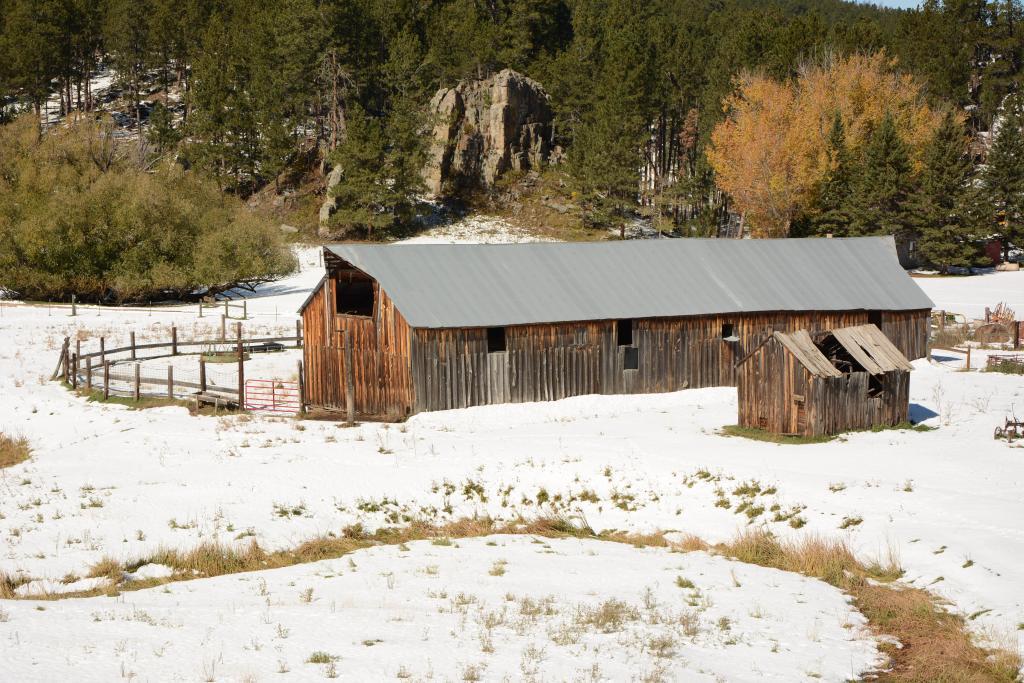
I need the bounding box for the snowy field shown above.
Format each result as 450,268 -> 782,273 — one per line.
1,235 -> 1023,681
1,536 -> 879,682
915,270 -> 1024,320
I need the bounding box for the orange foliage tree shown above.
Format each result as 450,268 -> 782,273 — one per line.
707,52 -> 944,238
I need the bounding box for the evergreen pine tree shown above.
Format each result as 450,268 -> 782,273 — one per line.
147,102 -> 179,154
327,99 -> 424,237
570,0 -> 655,231
912,111 -> 978,271
1,0 -> 63,113
980,93 -> 1024,261
105,0 -> 153,139
812,112 -> 855,236
846,113 -> 916,240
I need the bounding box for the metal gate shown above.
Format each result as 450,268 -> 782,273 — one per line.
244,379 -> 301,414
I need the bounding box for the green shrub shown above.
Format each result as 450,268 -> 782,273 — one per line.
0,116 -> 295,302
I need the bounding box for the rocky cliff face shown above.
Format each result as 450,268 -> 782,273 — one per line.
423,69 -> 553,196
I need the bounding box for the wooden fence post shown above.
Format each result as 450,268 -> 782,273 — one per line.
199,357 -> 207,393
171,326 -> 178,356
221,315 -> 226,341
133,364 -> 140,401
99,337 -> 105,365
243,299 -> 247,320
297,360 -> 306,414
296,319 -> 303,347
344,329 -> 355,426
237,325 -> 245,409
167,365 -> 174,398
965,346 -> 971,371
53,337 -> 70,382
71,353 -> 78,389
224,299 -> 229,318
1015,321 -> 1021,350
130,331 -> 136,360
76,339 -> 81,364
71,294 -> 76,317
86,356 -> 92,391
198,302 -> 203,318
939,311 -> 945,331
103,361 -> 110,400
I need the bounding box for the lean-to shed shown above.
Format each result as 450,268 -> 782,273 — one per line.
736,324 -> 915,436
298,236 -> 933,419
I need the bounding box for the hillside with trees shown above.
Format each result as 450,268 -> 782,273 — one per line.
1,0 -> 1023,276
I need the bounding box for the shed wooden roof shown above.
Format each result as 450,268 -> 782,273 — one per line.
770,324 -> 914,377
774,330 -> 844,378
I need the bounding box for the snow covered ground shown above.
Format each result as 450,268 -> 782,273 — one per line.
1,536 -> 879,682
401,215 -> 553,244
914,270 -> 1024,320
1,243 -> 1023,680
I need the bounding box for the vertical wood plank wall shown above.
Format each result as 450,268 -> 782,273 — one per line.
302,277 -> 414,418
737,338 -> 911,437
408,309 -> 929,414
302,269 -> 929,419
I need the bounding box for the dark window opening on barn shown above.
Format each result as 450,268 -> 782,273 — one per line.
868,310 -> 883,328
336,279 -> 374,316
868,374 -> 885,398
721,322 -> 738,341
624,346 -> 640,370
617,319 -> 633,346
487,327 -> 507,353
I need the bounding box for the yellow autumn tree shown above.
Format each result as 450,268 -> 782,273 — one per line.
707,52 -> 944,238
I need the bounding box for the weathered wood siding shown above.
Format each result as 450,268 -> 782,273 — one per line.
302,263 -> 929,419
880,310 -> 929,361
737,337 -> 910,437
409,309 -> 928,414
301,276 -> 414,418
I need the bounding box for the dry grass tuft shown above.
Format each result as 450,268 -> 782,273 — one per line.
861,581 -> 1021,682
138,540 -> 269,579
0,571 -> 31,599
670,534 -> 710,552
0,432 -> 31,469
722,529 -> 875,587
86,557 -> 124,582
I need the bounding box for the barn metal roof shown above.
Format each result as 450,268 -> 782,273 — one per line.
322,236 -> 933,329
772,324 -> 914,377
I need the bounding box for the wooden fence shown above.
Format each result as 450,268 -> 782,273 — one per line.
53,320 -> 304,411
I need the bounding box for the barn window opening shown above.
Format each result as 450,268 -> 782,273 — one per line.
624,346 -> 640,370
616,319 -> 633,346
868,310 -> 882,328
487,327 -> 507,353
721,322 -> 738,341
868,374 -> 885,398
335,279 -> 374,316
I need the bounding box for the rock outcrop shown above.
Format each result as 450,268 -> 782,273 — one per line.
423,69 -> 553,196
318,163 -> 344,237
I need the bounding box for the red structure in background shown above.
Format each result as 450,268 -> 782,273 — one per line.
985,239 -> 1004,265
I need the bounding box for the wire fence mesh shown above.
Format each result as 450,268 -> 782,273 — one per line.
63,329 -> 303,403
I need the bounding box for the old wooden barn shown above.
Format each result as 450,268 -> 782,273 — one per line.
298,236 -> 933,419
736,324 -> 915,436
